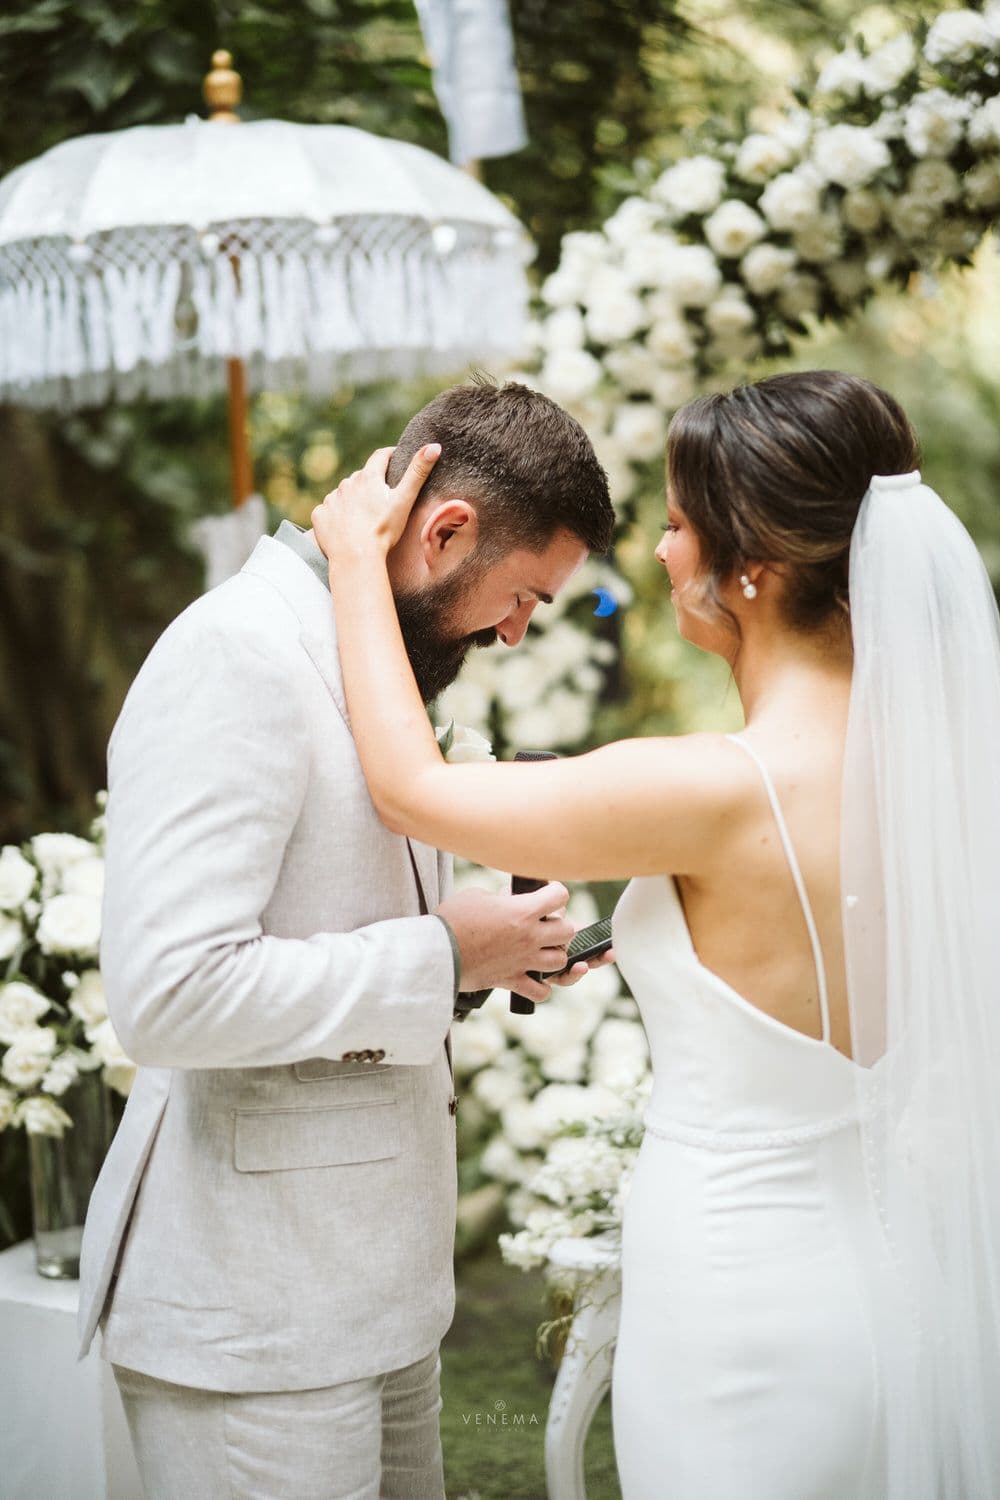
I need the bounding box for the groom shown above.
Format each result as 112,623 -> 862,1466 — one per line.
78,379 -> 615,1499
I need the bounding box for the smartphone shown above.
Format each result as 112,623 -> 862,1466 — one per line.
554,916 -> 614,975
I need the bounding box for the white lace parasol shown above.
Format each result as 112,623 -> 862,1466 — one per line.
0,113 -> 530,411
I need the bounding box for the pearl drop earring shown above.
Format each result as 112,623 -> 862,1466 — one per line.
740,573 -> 757,600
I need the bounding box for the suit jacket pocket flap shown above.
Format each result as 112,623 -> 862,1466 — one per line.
234,1101 -> 399,1172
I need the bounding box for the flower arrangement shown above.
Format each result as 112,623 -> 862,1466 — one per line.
527,3 -> 1000,507
0,798 -> 135,1138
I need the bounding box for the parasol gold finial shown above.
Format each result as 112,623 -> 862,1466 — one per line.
204,49 -> 242,123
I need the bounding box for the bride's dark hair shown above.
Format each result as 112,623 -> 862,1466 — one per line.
666,370 -> 920,637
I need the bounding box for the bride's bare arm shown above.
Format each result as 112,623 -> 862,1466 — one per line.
313,448 -> 737,883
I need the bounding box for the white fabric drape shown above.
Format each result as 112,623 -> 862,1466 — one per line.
415,0 -> 528,166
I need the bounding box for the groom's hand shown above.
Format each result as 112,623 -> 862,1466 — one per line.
437,883 -> 576,1003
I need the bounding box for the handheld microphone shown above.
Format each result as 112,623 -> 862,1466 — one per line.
509,750 -> 559,1015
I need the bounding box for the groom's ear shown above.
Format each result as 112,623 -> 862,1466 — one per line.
419,498 -> 480,570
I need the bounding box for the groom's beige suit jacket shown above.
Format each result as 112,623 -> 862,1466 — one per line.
77,535 -> 460,1393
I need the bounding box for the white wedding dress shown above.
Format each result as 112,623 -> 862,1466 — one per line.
610,733 -> 909,1500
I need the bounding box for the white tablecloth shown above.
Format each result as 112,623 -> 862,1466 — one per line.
0,1240 -> 142,1499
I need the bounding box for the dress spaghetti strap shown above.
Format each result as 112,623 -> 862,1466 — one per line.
724,733 -> 832,1045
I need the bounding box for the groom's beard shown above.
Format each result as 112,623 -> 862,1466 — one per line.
393,559 -> 499,705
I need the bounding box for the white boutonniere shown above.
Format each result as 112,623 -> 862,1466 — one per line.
435,722 -> 496,764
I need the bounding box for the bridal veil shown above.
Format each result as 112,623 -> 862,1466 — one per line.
842,470 -> 1000,1497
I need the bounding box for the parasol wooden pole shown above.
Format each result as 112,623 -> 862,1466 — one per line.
204,51 -> 254,510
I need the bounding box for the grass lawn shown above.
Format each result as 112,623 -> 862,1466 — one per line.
440,1243 -> 621,1500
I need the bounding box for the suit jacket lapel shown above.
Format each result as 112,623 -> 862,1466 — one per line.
242,537 -> 351,729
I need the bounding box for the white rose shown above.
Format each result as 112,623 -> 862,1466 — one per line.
777,272 -> 822,320
589,1018 -> 651,1091
540,348 -> 603,403
434,679 -> 491,732
908,159 -> 961,205
498,1228 -> 548,1271
924,10 -> 993,65
2,1029 -> 57,1089
903,90 -> 969,158
67,969 -> 107,1026
471,1065 -> 525,1113
651,155 -> 727,218
41,1052 -> 80,1097
740,243 -> 796,296
0,846 -> 36,911
841,189 -> 883,234
103,1057 -> 137,1098
604,345 -> 657,393
451,1014 -> 507,1075
645,311 -> 696,366
734,133 -> 794,185
561,230 -> 610,273
0,981 -> 50,1044
622,232 -> 682,291
541,266 -> 586,308
759,168 -> 824,232
30,833 -> 94,879
888,194 -> 939,241
59,855 -> 104,901
612,402 -> 667,463
792,213 -> 844,265
862,34 -> 917,96
968,97 -> 1000,150
37,893 -> 101,957
584,279 -> 647,345
15,1095 -> 73,1137
811,125 -> 891,190
0,1086 -> 16,1131
704,286 -> 757,336
435,723 -> 495,765
84,1016 -> 124,1066
480,1133 -> 530,1184
0,914 -> 22,962
815,47 -> 868,101
656,244 -> 722,308
539,306 -> 585,352
530,1082 -> 621,1142
773,110 -> 813,156
501,1097 -> 545,1152
703,200 -> 767,260
604,196 -> 664,246
871,109 -> 904,144
965,158 -> 1000,208
824,258 -> 870,305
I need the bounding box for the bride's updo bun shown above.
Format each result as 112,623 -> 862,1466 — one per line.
666,370 -> 920,635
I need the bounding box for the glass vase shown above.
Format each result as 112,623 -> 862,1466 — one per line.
28,1070 -> 113,1278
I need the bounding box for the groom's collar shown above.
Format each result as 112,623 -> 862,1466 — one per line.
273,519 -> 331,591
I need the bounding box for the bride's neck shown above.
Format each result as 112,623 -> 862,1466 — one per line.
732,623 -> 853,732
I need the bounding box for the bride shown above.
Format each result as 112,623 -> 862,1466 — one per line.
311,370 -> 1000,1499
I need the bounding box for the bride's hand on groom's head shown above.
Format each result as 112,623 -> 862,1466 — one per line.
311,443 -> 442,561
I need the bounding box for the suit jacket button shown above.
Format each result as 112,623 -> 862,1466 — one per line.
448,1096 -> 458,1116
359,1049 -> 374,1062
372,1049 -> 386,1063
341,1051 -> 358,1061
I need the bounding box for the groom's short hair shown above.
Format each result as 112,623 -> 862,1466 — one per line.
387,378 -> 615,557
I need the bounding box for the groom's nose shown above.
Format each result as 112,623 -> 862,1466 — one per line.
496,599 -> 537,647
